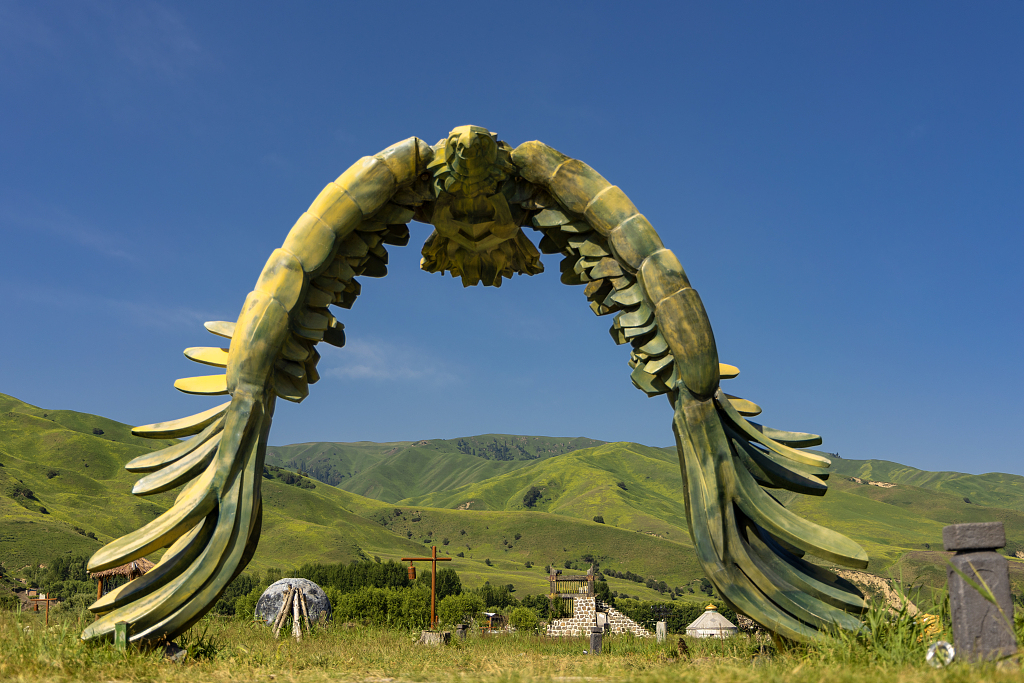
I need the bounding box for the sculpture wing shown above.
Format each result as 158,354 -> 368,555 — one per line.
513,141 -> 868,641
81,138 -> 432,645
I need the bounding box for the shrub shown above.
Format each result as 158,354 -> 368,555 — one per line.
0,593 -> 20,611
520,594 -> 550,619
476,582 -> 518,610
212,572 -> 258,616
297,559 -> 411,594
593,515 -> 604,524
484,558 -> 492,566
437,592 -> 483,626
509,606 -> 539,632
331,586 -> 430,629
416,567 -> 462,600
235,583 -> 267,622
616,481 -> 627,491
514,533 -> 522,540
522,486 -> 542,508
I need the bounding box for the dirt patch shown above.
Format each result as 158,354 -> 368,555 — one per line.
833,569 -> 921,615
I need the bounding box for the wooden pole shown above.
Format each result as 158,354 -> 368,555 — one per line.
273,586 -> 295,639
298,590 -> 312,631
401,546 -> 452,630
430,546 -> 437,628
291,590 -> 301,642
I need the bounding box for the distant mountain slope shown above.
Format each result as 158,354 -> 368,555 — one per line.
267,435 -> 605,503
0,394 -> 698,601
4,391 -> 1024,605
398,442 -> 687,539
829,459 -> 1024,512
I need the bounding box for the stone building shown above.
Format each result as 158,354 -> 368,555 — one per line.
544,566 -> 649,638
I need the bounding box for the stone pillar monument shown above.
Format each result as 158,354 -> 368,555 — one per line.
944,522 -> 1018,662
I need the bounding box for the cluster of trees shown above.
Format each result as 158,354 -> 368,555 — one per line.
522,486 -> 543,508
456,438 -> 539,461
11,554 -> 95,614
262,464 -> 316,489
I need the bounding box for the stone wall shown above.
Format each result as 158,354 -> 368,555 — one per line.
546,597 -> 650,638
603,603 -> 651,637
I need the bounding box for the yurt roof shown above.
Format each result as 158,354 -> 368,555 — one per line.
89,558 -> 155,579
686,604 -> 737,630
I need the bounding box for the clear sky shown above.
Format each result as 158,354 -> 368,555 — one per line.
1,2 -> 1021,476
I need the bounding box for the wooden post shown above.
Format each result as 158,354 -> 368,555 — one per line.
291,590 -> 301,642
114,621 -> 127,651
298,590 -> 312,631
273,586 -> 295,639
402,546 -> 452,629
431,547 -> 437,628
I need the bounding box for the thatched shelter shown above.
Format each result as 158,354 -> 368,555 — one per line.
90,559 -> 155,600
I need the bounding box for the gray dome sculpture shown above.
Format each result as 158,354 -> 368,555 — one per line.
255,578 -> 332,625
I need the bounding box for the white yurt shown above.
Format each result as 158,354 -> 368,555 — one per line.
685,604 -> 738,638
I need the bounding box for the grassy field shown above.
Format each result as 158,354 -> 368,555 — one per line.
5,390 -> 1024,605
2,606 -> 1021,683
267,435 -> 607,502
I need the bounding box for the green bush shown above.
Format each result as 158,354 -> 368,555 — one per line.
0,593 -> 20,611
212,573 -> 258,616
509,606 -> 539,633
437,592 -> 483,626
475,582 -> 518,610
415,566 -> 462,600
235,583 -> 269,622
520,594 -> 550,619
297,560 -> 410,593
330,586 -> 429,629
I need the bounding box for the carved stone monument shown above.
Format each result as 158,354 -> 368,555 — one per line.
944,522 -> 1018,662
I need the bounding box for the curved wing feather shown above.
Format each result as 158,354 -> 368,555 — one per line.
514,141 -> 868,641
82,138 -> 432,645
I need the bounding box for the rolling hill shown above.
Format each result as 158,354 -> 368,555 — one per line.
265,435 -> 605,502
0,394 -> 699,601
3,391 -> 1023,607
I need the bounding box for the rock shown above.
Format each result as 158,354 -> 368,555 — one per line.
163,641 -> 187,663
589,627 -> 603,654
418,630 -> 451,645
254,578 -> 331,626
943,522 -> 1006,552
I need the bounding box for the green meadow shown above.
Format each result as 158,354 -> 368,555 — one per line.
3,390 -> 1024,606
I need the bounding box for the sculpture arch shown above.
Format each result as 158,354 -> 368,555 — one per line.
83,126 -> 868,645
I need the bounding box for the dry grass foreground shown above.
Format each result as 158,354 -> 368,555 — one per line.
1,610 -> 1020,683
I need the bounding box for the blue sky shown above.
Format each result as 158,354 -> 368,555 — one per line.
1,1 -> 1021,476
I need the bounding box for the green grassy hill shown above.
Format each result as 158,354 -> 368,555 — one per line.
4,391 -> 1024,607
0,394 -> 695,602
398,442 -> 688,541
266,435 -> 605,502
829,459 -> 1024,512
